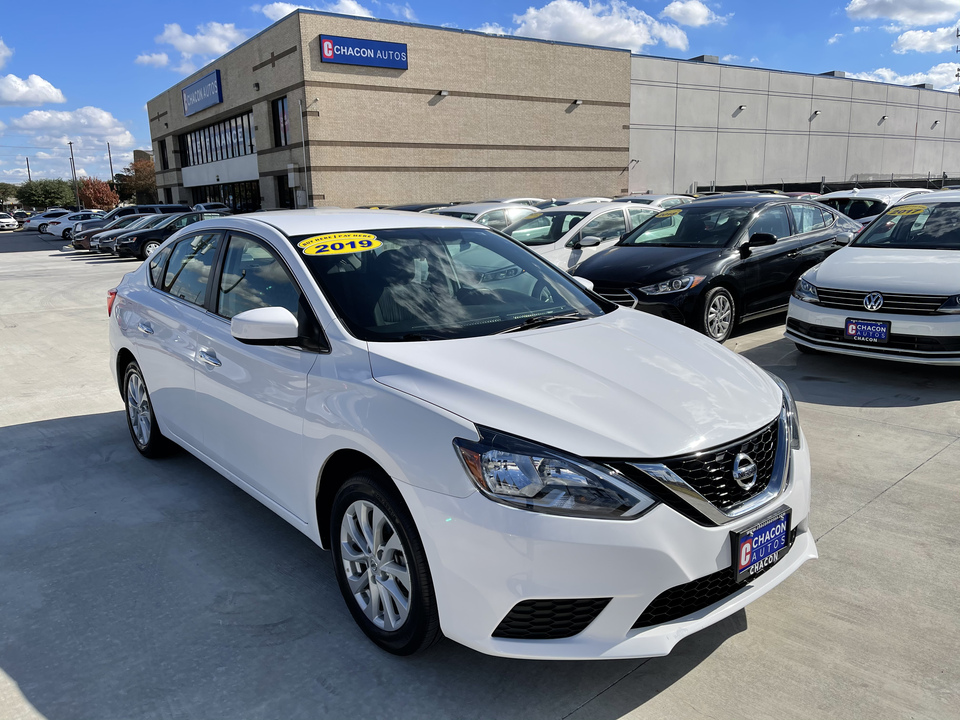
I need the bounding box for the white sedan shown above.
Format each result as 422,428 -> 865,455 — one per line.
502,202 -> 658,271
0,212 -> 18,231
45,210 -> 105,240
787,192 -> 960,365
109,209 -> 815,659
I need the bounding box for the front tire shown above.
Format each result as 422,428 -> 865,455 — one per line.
123,361 -> 170,458
331,471 -> 441,655
141,240 -> 160,259
63,228 -> 73,241
697,286 -> 736,342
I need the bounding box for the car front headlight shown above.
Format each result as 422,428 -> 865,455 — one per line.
793,277 -> 819,303
937,295 -> 960,314
638,274 -> 705,295
766,372 -> 801,450
119,236 -> 136,244
454,428 -> 658,519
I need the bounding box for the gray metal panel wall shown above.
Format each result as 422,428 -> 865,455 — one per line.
629,56 -> 960,194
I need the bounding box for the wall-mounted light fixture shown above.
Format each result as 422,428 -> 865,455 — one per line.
574,99 -> 583,105
934,119 -> 941,125
254,82 -> 260,91
738,105 -> 747,111
814,110 -> 822,116
881,115 -> 889,120
438,90 -> 449,96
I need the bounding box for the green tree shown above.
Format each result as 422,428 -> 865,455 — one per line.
15,179 -> 76,209
78,178 -> 119,210
0,182 -> 18,210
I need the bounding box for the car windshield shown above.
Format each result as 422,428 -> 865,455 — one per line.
853,202 -> 960,250
626,198 -> 653,204
818,197 -> 886,220
619,205 -> 753,247
124,215 -> 165,231
502,210 -> 590,246
434,210 -> 477,220
291,226 -> 611,342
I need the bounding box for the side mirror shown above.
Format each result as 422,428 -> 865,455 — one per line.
573,276 -> 595,292
834,232 -> 854,246
577,235 -> 602,248
231,307 -> 300,345
748,232 -> 777,247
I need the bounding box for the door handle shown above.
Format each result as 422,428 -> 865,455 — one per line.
198,350 -> 221,367
786,250 -> 800,258
137,322 -> 154,335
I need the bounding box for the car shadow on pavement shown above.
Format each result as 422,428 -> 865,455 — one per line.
0,411 -> 743,720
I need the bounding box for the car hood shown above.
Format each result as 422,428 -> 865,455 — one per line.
812,247 -> 960,294
572,245 -> 722,284
368,310 -> 782,458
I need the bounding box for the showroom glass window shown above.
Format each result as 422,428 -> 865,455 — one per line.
158,139 -> 169,171
178,112 -> 255,167
161,232 -> 221,305
272,97 -> 290,147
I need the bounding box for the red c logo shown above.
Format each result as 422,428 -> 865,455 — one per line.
322,39 -> 334,59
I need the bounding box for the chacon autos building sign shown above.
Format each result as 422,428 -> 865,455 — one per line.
320,35 -> 408,70
182,70 -> 223,117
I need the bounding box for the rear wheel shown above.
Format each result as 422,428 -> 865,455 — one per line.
38,223 -> 47,234
697,287 -> 736,342
123,361 -> 170,458
331,471 -> 441,655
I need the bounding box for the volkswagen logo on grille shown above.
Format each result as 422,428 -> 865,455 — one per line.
863,292 -> 884,311
732,453 -> 758,490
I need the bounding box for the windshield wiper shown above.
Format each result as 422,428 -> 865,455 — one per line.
497,312 -> 588,334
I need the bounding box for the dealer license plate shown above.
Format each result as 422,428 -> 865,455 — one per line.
731,509 -> 791,583
844,318 -> 889,344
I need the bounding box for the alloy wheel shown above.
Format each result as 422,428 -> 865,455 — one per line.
339,499 -> 412,632
126,372 -> 152,447
707,294 -> 733,339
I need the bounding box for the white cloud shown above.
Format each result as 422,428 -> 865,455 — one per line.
474,22 -> 509,34
0,74 -> 66,106
155,22 -> 248,75
828,33 -> 843,44
0,38 -> 12,71
502,0 -> 688,52
893,25 -> 956,53
720,53 -> 738,62
749,56 -> 760,64
387,2 -> 417,21
849,61 -> 959,91
853,25 -> 867,31
256,1 -> 373,21
10,106 -> 137,148
660,0 -> 729,27
135,52 -> 170,67
845,0 -> 960,27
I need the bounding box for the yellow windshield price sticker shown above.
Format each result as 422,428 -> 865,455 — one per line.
525,212 -> 543,219
655,208 -> 682,217
298,233 -> 382,256
886,205 -> 927,216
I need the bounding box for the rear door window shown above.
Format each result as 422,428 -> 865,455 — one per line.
789,204 -> 826,234
161,232 -> 221,306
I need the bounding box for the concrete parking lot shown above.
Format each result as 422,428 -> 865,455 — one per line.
1,228 -> 958,720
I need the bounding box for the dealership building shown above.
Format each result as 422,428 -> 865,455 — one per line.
146,10 -> 960,211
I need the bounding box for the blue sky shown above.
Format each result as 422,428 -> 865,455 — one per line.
1,0 -> 958,182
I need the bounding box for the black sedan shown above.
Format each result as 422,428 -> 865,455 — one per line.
114,211 -> 229,259
572,196 -> 860,341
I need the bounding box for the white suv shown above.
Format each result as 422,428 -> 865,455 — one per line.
109,209 -> 816,658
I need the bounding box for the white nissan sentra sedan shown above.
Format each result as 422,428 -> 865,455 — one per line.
786,192 -> 960,365
108,209 -> 816,659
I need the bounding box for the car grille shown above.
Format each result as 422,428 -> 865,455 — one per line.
632,527 -> 798,629
788,318 -> 960,354
492,598 -> 611,640
816,288 -> 948,315
659,416 -> 780,512
591,283 -> 636,307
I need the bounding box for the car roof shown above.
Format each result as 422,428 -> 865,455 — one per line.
434,202 -> 533,213
892,190 -> 960,203
817,187 -> 931,201
537,203 -> 619,214
224,208 -> 483,236
685,195 -> 790,208
616,194 -> 689,201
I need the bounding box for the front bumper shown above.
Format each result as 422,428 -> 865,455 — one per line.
395,433 -> 815,659
786,297 -> 960,365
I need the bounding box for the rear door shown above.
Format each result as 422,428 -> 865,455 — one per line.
194,231 -> 320,517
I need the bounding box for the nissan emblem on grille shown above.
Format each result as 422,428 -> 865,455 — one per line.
863,292 -> 884,311
732,453 -> 758,490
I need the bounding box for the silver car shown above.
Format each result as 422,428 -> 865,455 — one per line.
816,187 -> 933,227
431,203 -> 538,231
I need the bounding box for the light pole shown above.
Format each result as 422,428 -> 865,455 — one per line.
68,141 -> 81,209
107,142 -> 115,187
